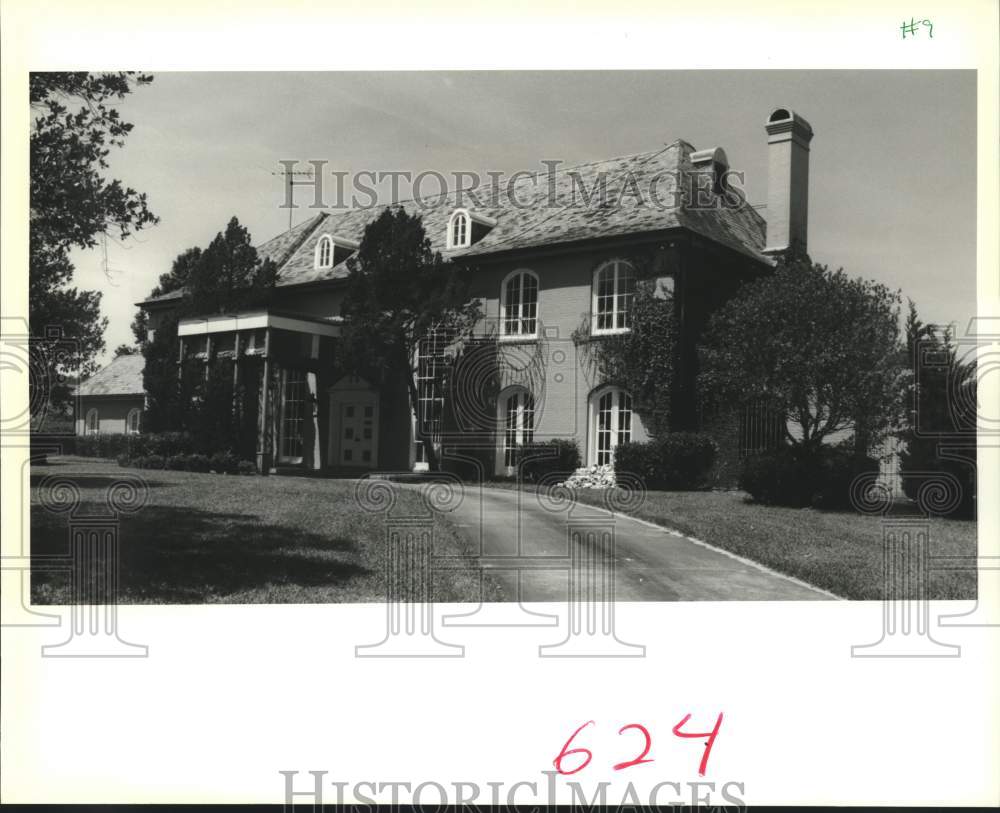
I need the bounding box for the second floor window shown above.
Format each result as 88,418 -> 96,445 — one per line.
593,259 -> 636,333
500,269 -> 539,337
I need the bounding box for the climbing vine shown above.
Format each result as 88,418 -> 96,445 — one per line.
573,269 -> 678,438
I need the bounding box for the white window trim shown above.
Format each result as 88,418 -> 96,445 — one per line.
126,408 -> 142,435
315,235 -> 334,269
84,408 -> 99,435
446,208 -> 497,250
591,259 -> 636,336
495,386 -> 535,476
588,385 -> 633,466
447,209 -> 471,249
499,268 -> 540,340
313,233 -> 360,270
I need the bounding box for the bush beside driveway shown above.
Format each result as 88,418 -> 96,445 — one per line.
560,488 -> 977,600
30,456 -> 501,604
484,481 -> 977,600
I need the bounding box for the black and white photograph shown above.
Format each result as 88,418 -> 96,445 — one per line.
24,70 -> 980,605
2,1 -> 998,809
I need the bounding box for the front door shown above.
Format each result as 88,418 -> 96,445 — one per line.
337,401 -> 377,467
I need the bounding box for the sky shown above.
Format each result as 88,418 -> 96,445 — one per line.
68,70 -> 977,363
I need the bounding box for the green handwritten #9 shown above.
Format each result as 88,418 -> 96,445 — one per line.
901,18 -> 934,39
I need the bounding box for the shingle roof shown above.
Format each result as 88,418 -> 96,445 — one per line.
76,354 -> 145,397
140,139 -> 769,306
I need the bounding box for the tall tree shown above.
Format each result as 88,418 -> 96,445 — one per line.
897,301 -> 977,516
698,250 -> 904,451
130,246 -> 202,346
30,72 -> 158,410
140,221 -> 276,437
338,206 -> 482,470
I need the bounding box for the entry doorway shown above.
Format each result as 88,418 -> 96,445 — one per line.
328,376 -> 379,470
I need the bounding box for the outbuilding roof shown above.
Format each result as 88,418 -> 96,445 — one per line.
75,354 -> 145,397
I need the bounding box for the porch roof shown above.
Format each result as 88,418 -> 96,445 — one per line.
177,309 -> 343,338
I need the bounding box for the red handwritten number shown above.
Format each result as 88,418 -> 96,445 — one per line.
613,723 -> 654,770
553,720 -> 595,775
672,713 -> 724,776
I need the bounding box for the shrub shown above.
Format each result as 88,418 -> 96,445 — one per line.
131,454 -> 166,470
518,439 -> 582,482
116,453 -> 131,468
166,453 -> 188,471
74,433 -> 134,460
186,453 -> 211,473
209,450 -> 239,474
236,460 -> 256,475
739,445 -> 878,508
615,433 -> 718,490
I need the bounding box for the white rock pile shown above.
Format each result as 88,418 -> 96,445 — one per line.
559,464 -> 617,489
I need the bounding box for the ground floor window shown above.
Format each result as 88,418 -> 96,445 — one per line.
279,368 -> 306,462
498,387 -> 534,473
85,408 -> 99,435
593,387 -> 632,465
126,408 -> 141,435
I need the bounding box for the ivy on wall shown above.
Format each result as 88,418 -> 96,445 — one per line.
573,260 -> 678,438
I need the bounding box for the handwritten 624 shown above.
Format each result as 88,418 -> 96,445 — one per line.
552,714 -> 724,777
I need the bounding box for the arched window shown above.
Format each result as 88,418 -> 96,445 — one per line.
497,387 -> 535,474
85,408 -> 99,435
126,408 -> 142,435
447,209 -> 470,249
590,386 -> 632,466
315,235 -> 334,269
500,269 -> 539,337
592,259 -> 636,333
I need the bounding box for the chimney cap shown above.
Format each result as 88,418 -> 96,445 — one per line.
766,108 -> 813,138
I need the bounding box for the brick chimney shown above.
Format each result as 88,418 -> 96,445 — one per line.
764,108 -> 813,255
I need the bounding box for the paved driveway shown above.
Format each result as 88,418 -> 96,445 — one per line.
430,484 -> 834,602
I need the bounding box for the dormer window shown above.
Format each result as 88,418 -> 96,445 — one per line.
446,209 -> 496,250
314,234 -> 360,270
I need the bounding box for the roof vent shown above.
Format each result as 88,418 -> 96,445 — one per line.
690,146 -> 730,194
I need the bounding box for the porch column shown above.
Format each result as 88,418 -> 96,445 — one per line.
256,327 -> 272,474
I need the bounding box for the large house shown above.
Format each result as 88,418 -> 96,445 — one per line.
140,108 -> 814,479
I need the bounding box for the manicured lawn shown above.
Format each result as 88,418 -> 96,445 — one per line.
30,457 -> 501,604
486,481 -> 978,600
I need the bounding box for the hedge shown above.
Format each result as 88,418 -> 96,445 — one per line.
739,445 -> 878,509
517,439 -> 582,482
614,433 -> 718,490
120,450 -> 255,475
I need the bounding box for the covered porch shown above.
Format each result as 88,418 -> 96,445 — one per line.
177,309 -> 413,475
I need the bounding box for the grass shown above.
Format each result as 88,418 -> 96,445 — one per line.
30,456 -> 501,604
483,481 -> 978,600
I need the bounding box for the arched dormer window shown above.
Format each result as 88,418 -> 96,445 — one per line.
446,209 -> 496,250
126,408 -> 142,435
448,210 -> 470,249
592,259 -> 636,334
500,269 -> 539,338
316,235 -> 333,268
85,408 -> 99,435
314,234 -> 359,270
